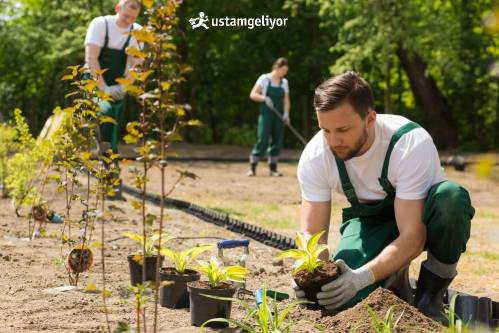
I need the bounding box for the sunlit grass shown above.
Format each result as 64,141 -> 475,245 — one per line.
205,199 -> 300,229
475,208 -> 499,219
463,250 -> 499,261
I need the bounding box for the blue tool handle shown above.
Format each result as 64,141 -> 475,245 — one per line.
255,289 -> 264,307
217,239 -> 250,249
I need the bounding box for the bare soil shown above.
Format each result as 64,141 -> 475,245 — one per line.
0,145 -> 497,332
319,288 -> 443,332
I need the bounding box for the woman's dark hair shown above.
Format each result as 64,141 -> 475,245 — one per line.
272,57 -> 288,70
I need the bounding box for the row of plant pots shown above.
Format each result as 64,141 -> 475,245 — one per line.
125,230 -> 338,328
125,236 -> 249,328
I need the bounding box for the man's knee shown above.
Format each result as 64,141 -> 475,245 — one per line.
425,181 -> 474,226
424,181 -> 474,263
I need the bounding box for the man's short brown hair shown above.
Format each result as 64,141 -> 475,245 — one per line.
314,71 -> 374,118
119,0 -> 141,9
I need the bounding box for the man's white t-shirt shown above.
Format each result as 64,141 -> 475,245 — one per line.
256,74 -> 290,96
84,15 -> 142,71
85,15 -> 142,50
297,114 -> 446,203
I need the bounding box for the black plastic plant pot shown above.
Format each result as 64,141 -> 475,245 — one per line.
455,295 -> 478,327
160,267 -> 200,309
187,281 -> 236,328
127,254 -> 164,286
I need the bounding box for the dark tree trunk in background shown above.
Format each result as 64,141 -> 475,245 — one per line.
396,45 -> 458,149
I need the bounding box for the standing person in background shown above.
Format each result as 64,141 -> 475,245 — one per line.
85,0 -> 142,154
248,57 -> 291,177
84,0 -> 142,199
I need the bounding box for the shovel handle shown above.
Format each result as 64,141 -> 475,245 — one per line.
217,239 -> 250,249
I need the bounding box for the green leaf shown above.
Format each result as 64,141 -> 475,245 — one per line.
307,231 -> 324,253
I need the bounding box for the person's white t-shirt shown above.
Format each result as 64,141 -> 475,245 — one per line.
85,15 -> 142,50
297,114 -> 446,203
256,74 -> 290,96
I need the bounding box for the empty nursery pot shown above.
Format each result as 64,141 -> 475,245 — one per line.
127,255 -> 164,286
160,267 -> 200,309
187,281 -> 236,328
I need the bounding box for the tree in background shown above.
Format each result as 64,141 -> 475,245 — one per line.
0,0 -> 498,150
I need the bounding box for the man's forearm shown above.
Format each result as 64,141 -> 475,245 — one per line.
86,55 -> 106,89
366,233 -> 425,282
300,200 -> 332,260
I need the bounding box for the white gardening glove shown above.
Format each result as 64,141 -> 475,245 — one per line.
114,84 -> 126,100
291,279 -> 306,301
282,111 -> 290,125
104,85 -> 126,100
316,259 -> 375,310
264,96 -> 274,109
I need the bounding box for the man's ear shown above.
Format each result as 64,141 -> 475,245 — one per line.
366,108 -> 376,127
115,4 -> 121,13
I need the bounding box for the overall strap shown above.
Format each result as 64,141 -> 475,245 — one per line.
334,158 -> 359,205
103,17 -> 109,48
378,122 -> 421,194
122,24 -> 134,51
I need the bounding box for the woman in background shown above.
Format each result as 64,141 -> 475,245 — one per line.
248,57 -> 291,177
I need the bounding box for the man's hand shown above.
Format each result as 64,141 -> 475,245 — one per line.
282,111 -> 290,125
316,260 -> 375,310
264,96 -> 274,109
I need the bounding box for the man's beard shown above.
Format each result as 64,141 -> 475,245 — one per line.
331,128 -> 368,161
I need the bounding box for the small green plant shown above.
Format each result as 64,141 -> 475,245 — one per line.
128,282 -> 152,333
160,244 -> 212,274
276,231 -> 328,274
201,287 -> 310,332
196,257 -> 249,288
124,231 -> 174,257
349,304 -> 403,333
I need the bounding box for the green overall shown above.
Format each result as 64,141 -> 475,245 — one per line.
251,77 -> 285,158
98,18 -> 133,153
332,122 -> 475,308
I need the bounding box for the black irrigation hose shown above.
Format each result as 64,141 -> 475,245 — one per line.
120,183 -> 296,250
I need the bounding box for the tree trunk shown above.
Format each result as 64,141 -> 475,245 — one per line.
396,45 -> 458,149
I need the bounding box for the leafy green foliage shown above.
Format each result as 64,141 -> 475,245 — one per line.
201,287 -> 310,332
276,231 -> 328,274
160,244 -> 212,274
4,109 -> 55,214
0,122 -> 18,197
196,257 -> 249,289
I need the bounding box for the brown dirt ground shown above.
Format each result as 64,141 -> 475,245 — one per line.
121,150 -> 499,301
285,288 -> 443,332
319,288 -> 443,332
0,144 -> 497,332
0,181 -> 310,333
